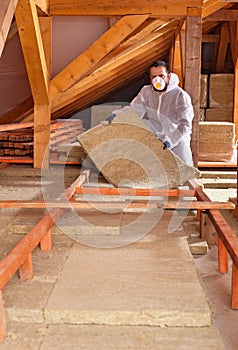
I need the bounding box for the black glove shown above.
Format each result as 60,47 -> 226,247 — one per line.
163,141 -> 171,150
105,113 -> 116,124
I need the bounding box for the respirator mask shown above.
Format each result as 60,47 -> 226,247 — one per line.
152,76 -> 167,91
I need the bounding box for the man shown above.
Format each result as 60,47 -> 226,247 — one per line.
108,60 -> 194,166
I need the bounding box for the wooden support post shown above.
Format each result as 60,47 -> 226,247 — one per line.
40,229 -> 52,251
184,11 -> 202,167
196,209 -> 201,222
218,237 -> 229,274
232,262 -> 238,309
19,253 -> 33,280
200,211 -> 218,246
0,291 -> 6,340
34,104 -> 51,169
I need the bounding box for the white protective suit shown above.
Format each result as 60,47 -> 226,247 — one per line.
130,73 -> 194,166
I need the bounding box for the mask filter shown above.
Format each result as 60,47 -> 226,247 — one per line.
152,76 -> 166,91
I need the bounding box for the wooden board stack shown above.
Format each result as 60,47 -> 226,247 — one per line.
0,120 -> 84,163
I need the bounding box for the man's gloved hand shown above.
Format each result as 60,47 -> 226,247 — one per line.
105,113 -> 116,124
163,141 -> 171,150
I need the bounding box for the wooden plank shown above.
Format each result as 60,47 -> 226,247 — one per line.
232,263 -> 238,309
228,21 -> 238,67
76,187 -> 195,197
15,0 -> 49,105
171,28 -> 184,87
189,179 -> 238,267
205,9 -> 238,21
34,104 -> 51,169
198,161 -> 237,168
232,22 -> 238,137
0,200 -> 234,210
35,0 -> 49,16
39,16 -> 52,76
218,236 -> 229,273
0,96 -> 34,125
0,172 -> 88,291
40,229 -> 52,250
0,122 -> 34,132
184,14 -> 202,168
202,0 -> 231,19
50,14 -> 150,99
0,0 -> 18,57
49,0 -> 203,17
0,291 -> 6,340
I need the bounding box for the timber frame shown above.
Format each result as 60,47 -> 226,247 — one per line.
0,175 -> 237,338
1,1 -> 238,168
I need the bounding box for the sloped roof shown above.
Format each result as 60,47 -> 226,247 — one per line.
0,0 -> 237,123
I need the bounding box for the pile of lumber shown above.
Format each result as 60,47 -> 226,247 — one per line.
0,119 -> 84,163
49,119 -> 84,163
0,128 -> 33,156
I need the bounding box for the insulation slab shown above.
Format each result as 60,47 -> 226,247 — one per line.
78,109 -> 200,189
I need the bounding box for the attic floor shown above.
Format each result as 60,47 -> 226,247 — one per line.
0,165 -> 237,349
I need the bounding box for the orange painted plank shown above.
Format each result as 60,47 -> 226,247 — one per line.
218,237 -> 229,273
40,229 -> 52,251
189,179 -> 238,267
76,187 -> 196,197
232,263 -> 238,309
0,291 -> 6,340
0,171 -> 89,290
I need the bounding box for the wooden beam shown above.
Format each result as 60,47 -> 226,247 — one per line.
229,21 -> 238,69
233,23 -> 238,138
171,24 -> 184,87
216,22 -> 230,72
184,13 -> 202,167
33,104 -> 51,168
6,19 -> 18,42
0,96 -> 33,125
51,20 -> 178,114
0,0 -> 18,57
205,9 -> 238,21
76,187 -> 195,197
49,0 -> 203,17
50,14 -> 150,99
202,0 -> 231,19
15,0 -> 49,104
0,200 -> 234,210
35,0 -> 49,16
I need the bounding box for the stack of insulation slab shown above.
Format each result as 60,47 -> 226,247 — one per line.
206,74 -> 234,122
199,121 -> 235,161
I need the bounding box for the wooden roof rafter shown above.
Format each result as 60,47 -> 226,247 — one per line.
51,26 -> 176,116
15,0 -> 49,104
0,0 -> 19,57
50,14 -> 150,99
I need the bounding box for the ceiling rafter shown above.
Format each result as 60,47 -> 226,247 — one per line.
0,0 -> 18,57
50,14 -> 150,99
51,23 -> 177,115
202,0 -> 233,19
